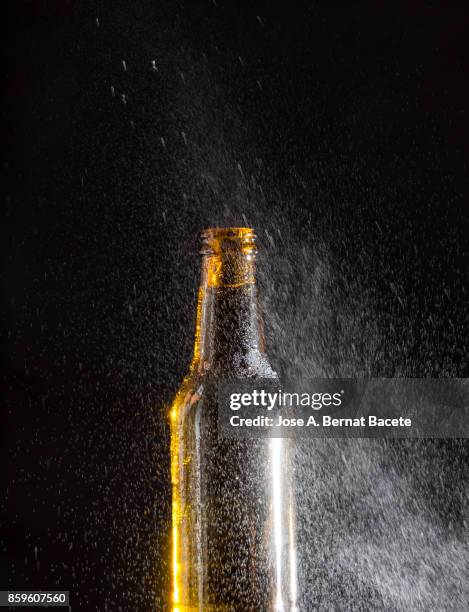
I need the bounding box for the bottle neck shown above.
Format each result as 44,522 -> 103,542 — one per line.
191,252 -> 267,374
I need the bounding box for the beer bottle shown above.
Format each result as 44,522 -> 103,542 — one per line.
170,228 -> 297,611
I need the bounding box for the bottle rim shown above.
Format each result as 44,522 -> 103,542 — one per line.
200,227 -> 256,255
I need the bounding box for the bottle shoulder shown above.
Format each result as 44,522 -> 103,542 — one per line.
170,359 -> 278,417
187,352 -> 278,380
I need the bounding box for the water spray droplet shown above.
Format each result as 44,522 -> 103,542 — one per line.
265,228 -> 274,246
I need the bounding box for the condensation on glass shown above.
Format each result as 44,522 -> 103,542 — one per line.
170,228 -> 298,611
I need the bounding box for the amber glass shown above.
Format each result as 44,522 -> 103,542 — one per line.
170,228 -> 297,611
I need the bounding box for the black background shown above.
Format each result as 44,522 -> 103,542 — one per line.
2,1 -> 468,610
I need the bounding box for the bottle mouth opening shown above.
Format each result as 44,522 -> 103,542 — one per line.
200,227 -> 257,255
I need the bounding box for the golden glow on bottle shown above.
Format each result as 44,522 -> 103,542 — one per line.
170,408 -> 180,607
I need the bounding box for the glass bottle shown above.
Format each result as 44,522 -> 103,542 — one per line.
170,228 -> 297,611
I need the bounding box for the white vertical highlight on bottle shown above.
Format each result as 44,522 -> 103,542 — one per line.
271,437 -> 284,611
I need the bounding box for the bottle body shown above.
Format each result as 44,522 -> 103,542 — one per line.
170,229 -> 297,611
